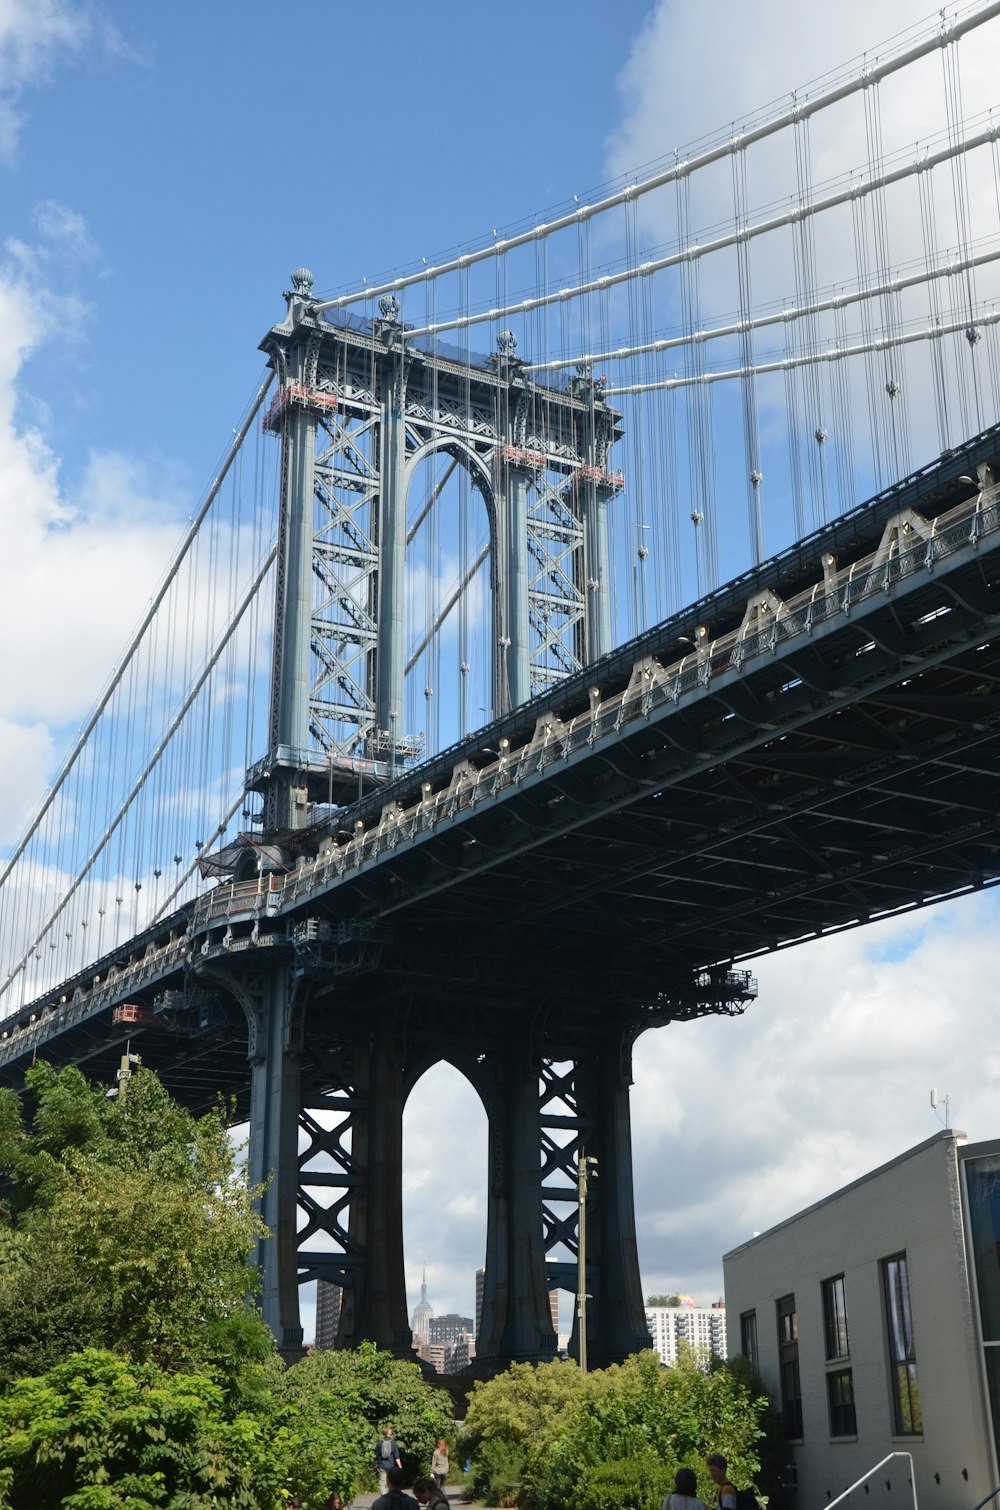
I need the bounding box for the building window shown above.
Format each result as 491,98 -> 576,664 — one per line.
964,1152 -> 1000,1471
777,1294 -> 803,1438
741,1310 -> 758,1373
822,1275 -> 850,1360
827,1368 -> 857,1436
883,1254 -> 922,1434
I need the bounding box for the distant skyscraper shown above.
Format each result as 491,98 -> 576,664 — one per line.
412,1267 -> 433,1340
475,1267 -> 485,1339
428,1313 -> 474,1344
315,1280 -> 342,1350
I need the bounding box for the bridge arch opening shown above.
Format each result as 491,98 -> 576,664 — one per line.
402,1058 -> 488,1360
403,448 -> 495,757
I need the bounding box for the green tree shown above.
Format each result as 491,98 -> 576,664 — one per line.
277,1342 -> 453,1503
460,1351 -> 766,1510
0,1061 -> 274,1392
711,1353 -> 786,1505
0,1349 -> 287,1508
646,1294 -> 683,1306
538,1350 -> 765,1510
460,1360 -> 584,1505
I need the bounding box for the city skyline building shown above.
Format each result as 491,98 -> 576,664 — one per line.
644,1302 -> 727,1365
427,1313 -> 474,1344
315,1280 -> 342,1351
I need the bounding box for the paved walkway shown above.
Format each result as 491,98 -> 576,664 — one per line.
351,1492 -> 473,1509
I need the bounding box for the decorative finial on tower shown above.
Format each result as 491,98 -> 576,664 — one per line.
497,330 -> 518,357
277,268 -> 318,332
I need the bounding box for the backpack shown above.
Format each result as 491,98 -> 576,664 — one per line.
378,1438 -> 395,1462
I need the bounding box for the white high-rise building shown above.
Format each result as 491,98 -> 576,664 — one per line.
645,1303 -> 727,1365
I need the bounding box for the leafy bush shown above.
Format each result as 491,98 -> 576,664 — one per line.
276,1341 -> 453,1504
0,1349 -> 287,1509
461,1360 -> 582,1505
461,1350 -> 767,1510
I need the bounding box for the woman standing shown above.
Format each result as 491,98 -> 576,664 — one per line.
662,1468 -> 708,1510
430,1439 -> 449,1490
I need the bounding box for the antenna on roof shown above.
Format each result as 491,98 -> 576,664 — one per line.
930,1088 -> 951,1129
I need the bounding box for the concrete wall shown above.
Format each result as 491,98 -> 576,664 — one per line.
723,1131 -> 996,1510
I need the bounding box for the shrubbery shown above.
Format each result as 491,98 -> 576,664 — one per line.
0,1064 -> 451,1508
461,1349 -> 769,1510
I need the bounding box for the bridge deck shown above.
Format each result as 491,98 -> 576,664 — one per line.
3,426 -> 1000,1109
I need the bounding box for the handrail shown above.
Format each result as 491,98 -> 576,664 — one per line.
826,1453 -> 917,1510
967,1487 -> 1000,1510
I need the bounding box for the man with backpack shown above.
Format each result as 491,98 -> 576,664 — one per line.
375,1426 -> 403,1494
706,1454 -> 737,1510
707,1455 -> 757,1510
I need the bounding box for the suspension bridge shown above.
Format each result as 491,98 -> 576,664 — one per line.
3,2 -> 1000,1372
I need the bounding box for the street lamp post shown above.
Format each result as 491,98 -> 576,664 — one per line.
577,1151 -> 598,1373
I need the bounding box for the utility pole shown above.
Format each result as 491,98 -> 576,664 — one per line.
110,1048 -> 141,1101
577,1151 -> 598,1373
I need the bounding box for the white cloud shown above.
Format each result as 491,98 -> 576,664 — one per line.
0,0 -> 93,159
0,229 -> 192,857
31,198 -> 104,269
403,1062 -> 489,1326
631,892 -> 1000,1303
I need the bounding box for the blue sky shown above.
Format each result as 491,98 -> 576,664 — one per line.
4,0 -> 1000,1340
3,0 -> 657,502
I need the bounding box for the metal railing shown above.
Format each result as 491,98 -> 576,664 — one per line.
195,480 -> 1000,925
825,1452 -> 918,1510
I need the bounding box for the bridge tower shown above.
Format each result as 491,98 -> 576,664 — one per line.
215,271 -> 647,1368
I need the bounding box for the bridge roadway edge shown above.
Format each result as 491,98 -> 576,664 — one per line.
4,424 -> 1000,1099
3,427 -> 1000,1368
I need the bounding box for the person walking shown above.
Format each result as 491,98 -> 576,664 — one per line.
375,1426 -> 402,1494
706,1454 -> 737,1510
430,1438 -> 449,1490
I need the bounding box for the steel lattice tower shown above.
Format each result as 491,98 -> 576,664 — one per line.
223,271 -> 648,1366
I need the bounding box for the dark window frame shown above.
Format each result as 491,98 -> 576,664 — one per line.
777,1293 -> 803,1439
822,1274 -> 850,1360
740,1310 -> 758,1373
827,1367 -> 857,1437
882,1253 -> 922,1435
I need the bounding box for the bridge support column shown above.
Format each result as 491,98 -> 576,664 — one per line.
340,1021 -> 411,1354
576,1033 -> 650,1366
477,1039 -> 558,1366
267,397 -> 318,831
376,344 -> 408,763
498,462 -> 532,713
582,482 -> 611,661
245,966 -> 306,1362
